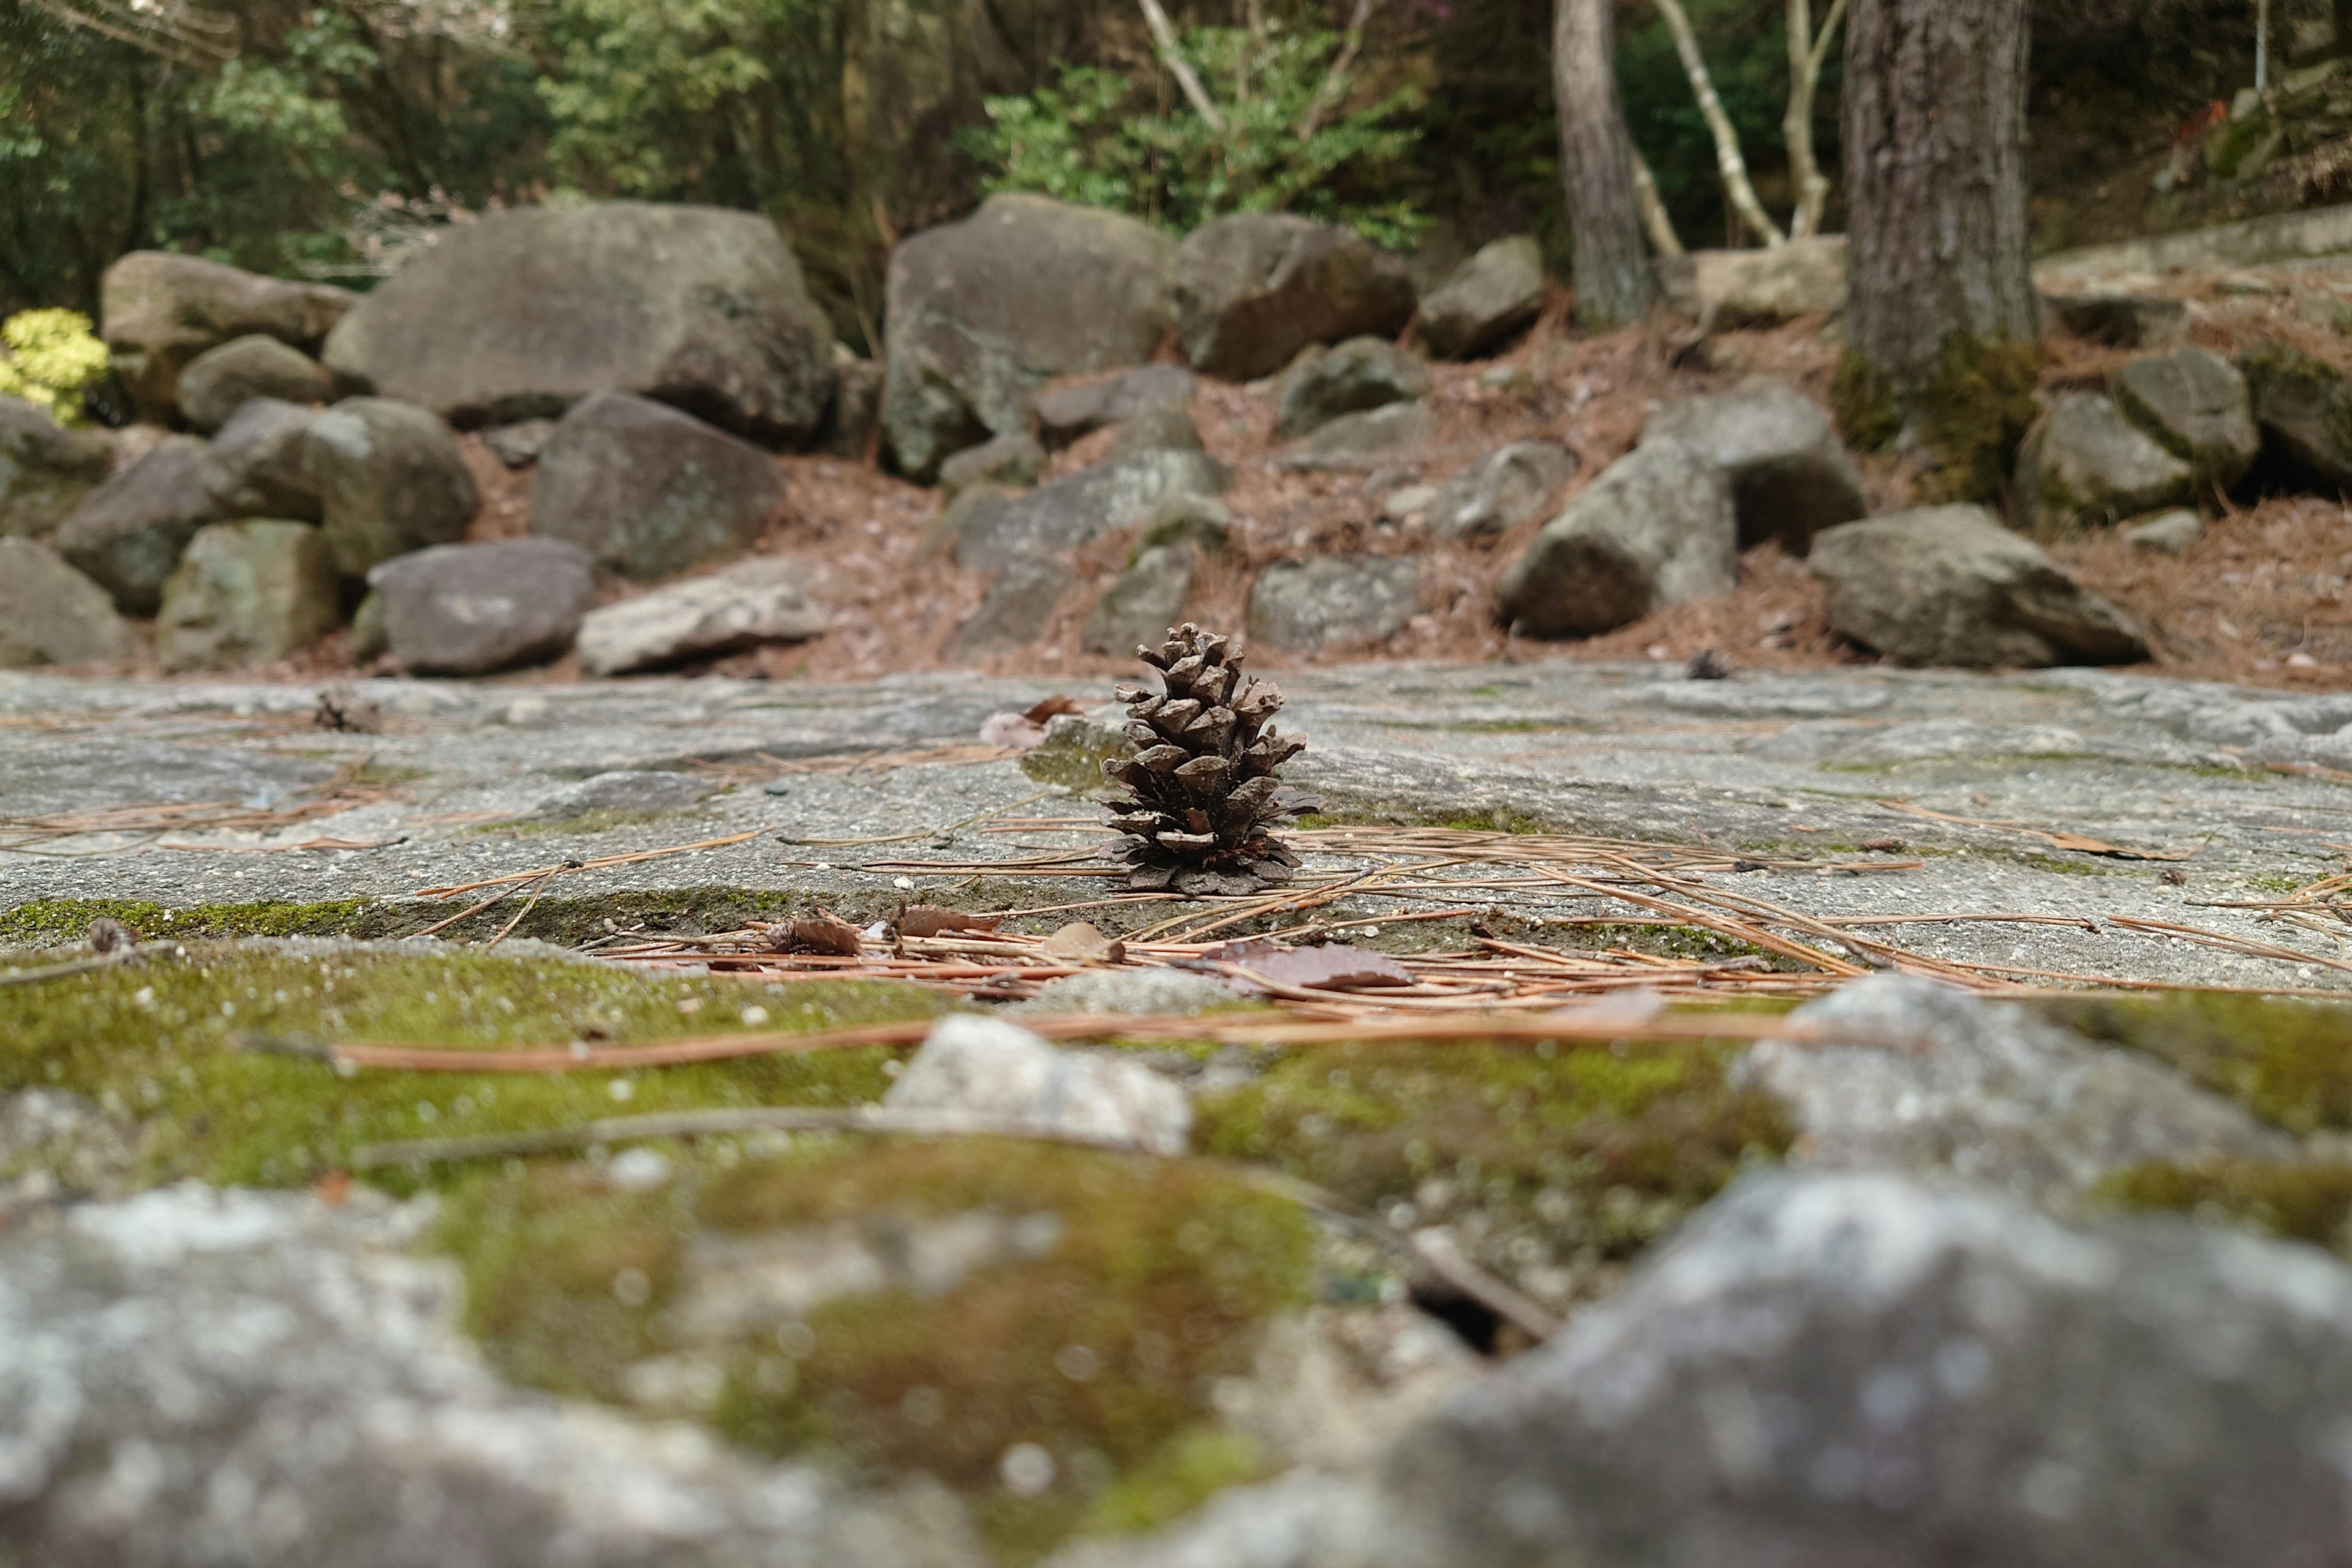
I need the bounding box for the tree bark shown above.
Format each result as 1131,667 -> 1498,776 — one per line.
1553,0 -> 1654,329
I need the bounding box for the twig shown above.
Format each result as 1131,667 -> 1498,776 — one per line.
0,944 -> 149,989
1137,0 -> 1227,132
1651,0 -> 1785,246
1294,0 -> 1377,141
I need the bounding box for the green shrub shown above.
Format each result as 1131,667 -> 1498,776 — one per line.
0,309 -> 110,426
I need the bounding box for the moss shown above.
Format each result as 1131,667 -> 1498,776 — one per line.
1835,333 -> 2041,502
2097,1158 -> 2352,1253
2035,992 -> 2352,1134
1082,1427 -> 1268,1537
0,897 -> 385,946
2018,852 -> 2117,877
1831,353 -> 1903,453
0,888 -> 824,949
0,944 -> 940,1188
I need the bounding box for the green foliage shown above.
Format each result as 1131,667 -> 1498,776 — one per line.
0,308 -> 110,423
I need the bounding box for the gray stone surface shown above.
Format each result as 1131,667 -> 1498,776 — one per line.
1045,1474 -> 1424,1568
2042,292 -> 2191,350
1656,236 -> 1846,322
306,398 -> 481,579
1036,365 -> 1197,447
1137,492 -> 1234,555
321,201 -> 836,447
1411,440 -> 1576,541
1176,214 -> 1417,382
946,557 -> 1069,659
155,519 -> 339,673
1414,236 -> 1545,360
883,194 -> 1177,481
1275,339 -> 1430,440
2237,338 -> 2352,488
481,418 -> 556,470
0,538 -> 135,668
175,333 -> 334,432
817,347 -> 885,461
369,538 -> 596,676
1395,1167 -> 2352,1568
1248,556 -> 1421,652
100,251 -> 354,423
0,1182 -> 979,1568
2124,508 -> 2204,556
1811,506 -> 2149,668
1276,404 -> 1433,470
938,430 -> 1045,499
2015,390 -> 2195,539
0,393 -> 113,538
537,769 -> 709,818
1496,437 -> 1737,638
1083,541 -> 1199,655
1012,968 -> 1243,1017
1643,382 -> 1867,552
576,557 -> 828,676
1104,404 -> 1205,461
2112,347 -> 2260,491
202,399 -> 323,521
952,451 -> 1227,571
55,434 -> 224,614
530,391 -> 785,581
884,1014 -> 1193,1155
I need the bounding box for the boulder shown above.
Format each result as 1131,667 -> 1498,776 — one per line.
2125,508 -> 2203,556
322,202 -> 835,446
2043,292 -> 2190,350
952,450 -> 1227,571
1276,402 -> 1434,471
349,589 -> 387,663
1082,541 -> 1199,655
530,391 -> 785,581
306,398 -> 481,579
1248,555 -> 1422,652
174,334 -> 333,432
481,420 -> 556,470
1809,505 -> 2149,667
1413,440 -> 1577,541
1135,492 -> 1233,556
2111,347 -> 2260,490
368,538 -> 597,676
1035,365 -> 1197,447
53,435 -> 222,613
1103,404 -> 1204,461
1396,1167 -> 2352,1568
1175,213 -> 1418,381
201,399 -> 323,521
1643,382 -> 1868,551
1654,235 -> 1847,322
154,519 -> 339,673
886,1015 -> 1192,1156
944,557 -> 1069,659
883,194 -> 1177,481
938,430 -> 1046,499
1275,337 -> 1431,439
2236,339 -> 2352,489
1495,438 -> 1738,638
99,251 -> 354,423
0,393 -> 114,538
0,538 -> 135,668
2014,390 -> 2195,538
576,557 -> 829,676
1414,235 -> 1545,359
817,347 -> 885,459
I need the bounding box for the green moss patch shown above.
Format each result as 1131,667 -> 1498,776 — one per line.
2098,1158 -> 2352,1253
2036,992 -> 2352,1134
0,889 -> 834,949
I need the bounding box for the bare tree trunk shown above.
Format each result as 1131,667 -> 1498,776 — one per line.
1631,149 -> 1687,257
1553,0 -> 1654,328
1784,0 -> 1849,238
1653,0 -> 1785,245
1138,0 -> 1227,134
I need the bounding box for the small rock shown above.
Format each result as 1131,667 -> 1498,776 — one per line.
2015,390 -> 2195,538
368,538 -> 596,676
174,334 -> 333,432
1275,338 -> 1431,440
1654,235 -> 1846,322
884,1014 -> 1192,1155
1417,441 -> 1577,541
53,434 -> 222,614
1380,483 -> 1441,524
1035,364 -> 1197,447
349,589 -> 387,663
0,538 -> 136,668
952,450 -> 1227,571
201,399 -> 323,520
2111,347 -> 2260,491
1176,213 -> 1418,380
1012,969 -> 1243,1017
1135,492 -> 1234,555
1495,437 -> 1736,639
946,556 -> 1068,659
530,391 -> 786,581
1082,541 -> 1199,655
1104,404 -> 1205,461
306,397 -> 481,579
536,769 -> 707,818
2043,292 -> 2190,350
1809,505 -> 2149,667
1414,235 -> 1545,360
100,250 -> 353,421
155,519 -> 340,673
2124,508 -> 2203,556
938,430 -> 1046,499
1248,555 -> 1422,652
480,419 -> 556,469
575,556 -> 828,676
1275,403 -> 1434,471
0,393 -> 114,539
1643,382 -> 1866,551
2237,338 -> 2352,489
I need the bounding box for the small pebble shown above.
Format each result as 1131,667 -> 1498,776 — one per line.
999,1442 -> 1057,1496
763,778 -> 793,796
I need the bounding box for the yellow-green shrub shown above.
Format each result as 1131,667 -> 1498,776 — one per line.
0,309 -> 111,426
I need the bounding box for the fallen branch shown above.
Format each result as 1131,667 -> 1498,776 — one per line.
1137,0 -> 1227,133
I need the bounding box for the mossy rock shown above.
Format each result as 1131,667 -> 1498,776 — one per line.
1834,333 -> 2040,503
2035,992 -> 2352,1134
2098,1156 -> 2352,1253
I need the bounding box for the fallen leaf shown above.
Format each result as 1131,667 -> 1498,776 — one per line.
1041,921 -> 1125,963
896,905 -> 1006,938
774,913 -> 864,956
1210,941 -> 1414,992
1024,695 -> 1087,724
978,710 -> 1048,750
1860,837 -> 1908,853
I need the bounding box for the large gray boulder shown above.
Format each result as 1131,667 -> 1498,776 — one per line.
1414,235 -> 1545,360
1104,404 -> 1205,461
530,391 -> 786,581
2236,339 -> 2352,489
1414,440 -> 1577,541
937,430 -> 1046,500
1176,213 -> 1418,381
883,194 -> 1178,481
305,398 -> 481,579
1035,365 -> 1197,447
1276,402 -> 1435,472
100,251 -> 354,423
1248,555 -> 1422,652
1494,437 -> 1737,638
1809,505 -> 2149,667
952,450 -> 1226,571
155,519 -> 340,673
0,538 -> 135,668
1275,337 -> 1430,439
2015,390 -> 2196,538
0,393 -> 113,538
53,434 -> 223,613
944,557 -> 1069,660
202,399 -> 323,521
369,538 -> 597,676
175,333 -> 334,432
576,556 -> 829,676
2112,347 -> 2260,491
1082,541 -> 1200,655
1654,235 -> 1847,322
1643,382 -> 1867,551
322,202 -> 837,447
1395,1167 -> 2352,1568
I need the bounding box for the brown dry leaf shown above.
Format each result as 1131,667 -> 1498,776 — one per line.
1024,695 -> 1087,724
895,905 -> 1006,938
776,913 -> 864,956
1210,941 -> 1414,992
1040,921 -> 1126,963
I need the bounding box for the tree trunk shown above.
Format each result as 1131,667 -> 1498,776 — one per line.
1553,0 -> 1653,330
1839,0 -> 2038,493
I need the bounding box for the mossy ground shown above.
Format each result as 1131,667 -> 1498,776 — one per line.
2035,991 -> 2352,1134
2099,1158 -> 2352,1253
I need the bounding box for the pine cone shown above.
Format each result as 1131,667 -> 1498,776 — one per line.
1101,624 -> 1321,895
